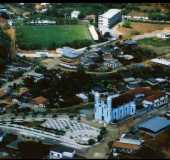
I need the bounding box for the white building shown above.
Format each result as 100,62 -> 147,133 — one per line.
89,25 -> 99,41
94,87 -> 166,124
98,9 -> 122,35
49,146 -> 76,159
151,58 -> 170,67
71,10 -> 80,19
112,134 -> 143,154
142,92 -> 168,109
103,59 -> 122,69
94,92 -> 136,123
76,93 -> 88,103
157,32 -> 170,39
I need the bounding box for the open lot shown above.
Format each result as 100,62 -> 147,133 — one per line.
16,25 -> 92,49
137,37 -> 170,55
117,22 -> 170,38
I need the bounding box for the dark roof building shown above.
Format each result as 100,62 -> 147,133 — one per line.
138,116 -> 170,136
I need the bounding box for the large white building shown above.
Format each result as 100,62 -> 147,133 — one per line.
94,87 -> 168,124
98,9 -> 122,35
94,92 -> 136,123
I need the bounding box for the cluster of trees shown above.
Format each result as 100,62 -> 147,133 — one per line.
18,39 -> 93,50
23,68 -> 93,108
118,44 -> 156,62
18,141 -> 51,159
0,28 -> 12,73
122,19 -> 132,28
148,12 -> 170,21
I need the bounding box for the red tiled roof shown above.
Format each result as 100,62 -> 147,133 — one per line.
0,89 -> 6,97
32,96 -> 48,105
112,87 -> 153,107
144,92 -> 166,102
112,141 -> 141,150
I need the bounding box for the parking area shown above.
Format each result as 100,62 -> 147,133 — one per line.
41,116 -> 101,145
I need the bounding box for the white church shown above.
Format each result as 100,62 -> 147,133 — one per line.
94,87 -> 168,124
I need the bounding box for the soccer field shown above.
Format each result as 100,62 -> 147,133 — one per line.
16,25 -> 93,49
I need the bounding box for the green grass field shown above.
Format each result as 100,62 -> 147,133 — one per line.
138,37 -> 170,47
16,25 -> 93,49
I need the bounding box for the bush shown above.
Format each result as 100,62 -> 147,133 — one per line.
97,134 -> 103,142
122,20 -> 132,28
88,139 -> 95,145
100,127 -> 107,135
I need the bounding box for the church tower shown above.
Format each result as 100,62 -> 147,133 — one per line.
94,92 -> 102,121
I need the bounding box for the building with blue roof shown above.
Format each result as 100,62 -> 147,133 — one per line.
57,47 -> 80,70
57,47 -> 80,59
138,116 -> 170,136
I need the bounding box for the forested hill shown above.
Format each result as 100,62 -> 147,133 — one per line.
0,28 -> 11,72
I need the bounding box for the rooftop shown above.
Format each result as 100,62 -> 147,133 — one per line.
57,47 -> 80,59
111,87 -> 153,107
112,141 -> 141,150
32,96 -> 48,105
138,116 -> 170,134
144,92 -> 166,102
151,58 -> 170,66
101,9 -> 121,19
0,89 -> 6,97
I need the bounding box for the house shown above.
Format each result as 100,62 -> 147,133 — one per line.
71,10 -> 80,19
157,32 -> 170,39
98,9 -> 122,35
138,116 -> 170,136
112,135 -> 143,154
32,96 -> 48,112
49,145 -> 76,159
76,93 -> 88,103
0,89 -> 6,99
145,78 -> 159,86
142,91 -> 168,109
103,59 -> 122,69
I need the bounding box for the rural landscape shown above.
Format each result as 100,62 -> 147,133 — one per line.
0,2 -> 170,159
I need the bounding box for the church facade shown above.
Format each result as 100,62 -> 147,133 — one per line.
94,87 -> 168,124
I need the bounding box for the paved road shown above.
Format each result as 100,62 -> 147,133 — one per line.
0,123 -> 89,150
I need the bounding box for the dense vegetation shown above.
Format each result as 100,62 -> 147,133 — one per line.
0,28 -> 11,72
23,68 -> 93,108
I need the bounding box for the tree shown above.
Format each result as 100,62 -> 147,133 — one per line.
122,20 -> 131,28
18,141 -> 51,159
88,139 -> 95,145
97,134 -> 103,142
100,127 -> 107,135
